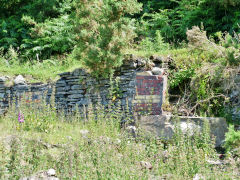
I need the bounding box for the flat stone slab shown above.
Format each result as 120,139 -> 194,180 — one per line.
136,115 -> 228,147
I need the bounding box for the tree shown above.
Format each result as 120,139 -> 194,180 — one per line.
73,0 -> 142,77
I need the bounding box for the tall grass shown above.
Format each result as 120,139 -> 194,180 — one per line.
0,95 -> 238,179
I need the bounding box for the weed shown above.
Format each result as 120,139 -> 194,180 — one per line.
0,90 -> 238,179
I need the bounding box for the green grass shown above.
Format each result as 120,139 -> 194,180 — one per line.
0,47 -> 193,83
0,47 -> 189,82
0,98 -> 239,179
0,55 -> 83,83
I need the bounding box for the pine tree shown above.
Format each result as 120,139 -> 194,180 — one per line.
74,0 -> 142,77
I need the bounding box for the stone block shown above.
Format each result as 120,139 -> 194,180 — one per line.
56,86 -> 70,92
136,115 -> 228,147
58,72 -> 71,77
68,94 -> 83,99
68,90 -> 84,94
71,85 -> 84,90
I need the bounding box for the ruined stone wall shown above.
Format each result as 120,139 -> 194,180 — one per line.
55,56 -> 168,115
0,76 -> 52,115
0,56 -> 168,116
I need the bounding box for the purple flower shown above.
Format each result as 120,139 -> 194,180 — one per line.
18,112 -> 24,123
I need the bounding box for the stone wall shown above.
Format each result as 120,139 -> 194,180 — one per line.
55,56 -> 168,115
0,76 -> 52,115
0,56 -> 168,116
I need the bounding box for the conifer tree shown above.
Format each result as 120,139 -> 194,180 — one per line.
74,0 -> 142,77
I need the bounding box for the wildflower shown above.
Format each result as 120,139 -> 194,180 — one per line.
25,99 -> 31,103
18,111 -> 24,123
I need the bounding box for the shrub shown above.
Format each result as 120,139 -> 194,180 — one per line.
224,125 -> 240,153
138,30 -> 169,52
73,0 -> 142,77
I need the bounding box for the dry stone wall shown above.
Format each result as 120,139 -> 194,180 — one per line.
55,56 -> 168,115
0,76 -> 52,115
0,56 -> 168,117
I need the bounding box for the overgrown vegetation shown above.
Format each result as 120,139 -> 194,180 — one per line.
0,98 -> 239,179
0,0 -> 240,116
73,0 -> 141,77
1,1 -> 240,177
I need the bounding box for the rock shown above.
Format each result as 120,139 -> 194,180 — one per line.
80,129 -> 89,137
115,138 -> 121,144
235,125 -> 240,131
68,90 -> 84,94
193,174 -> 205,180
152,67 -> 164,75
140,161 -> 153,170
0,76 -> 7,83
136,115 -> 228,147
71,85 -> 84,90
14,75 -> 26,85
232,147 -> 240,157
136,71 -> 153,76
126,126 -> 137,137
20,168 -> 59,180
47,169 -> 56,176
207,159 -> 225,165
68,94 -> 83,99
20,169 -> 59,180
0,93 -> 5,99
137,115 -> 174,140
136,59 -> 146,67
179,121 -> 201,136
58,71 -> 71,77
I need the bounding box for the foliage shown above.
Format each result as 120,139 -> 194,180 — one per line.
0,0 -> 74,59
167,26 -> 240,117
138,30 -> 170,52
224,125 -> 240,153
0,51 -> 83,83
0,98 -> 239,179
21,15 -> 76,60
73,0 -> 141,77
137,0 -> 240,43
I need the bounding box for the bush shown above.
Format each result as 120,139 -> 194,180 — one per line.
136,0 -> 240,44
21,15 -> 76,60
224,125 -> 240,153
0,0 -> 74,60
73,0 -> 142,77
168,26 -> 240,117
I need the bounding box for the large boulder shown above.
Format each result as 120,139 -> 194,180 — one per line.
136,115 -> 228,147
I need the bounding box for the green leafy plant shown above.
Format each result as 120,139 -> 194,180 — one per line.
224,125 -> 240,153
73,0 -> 141,77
